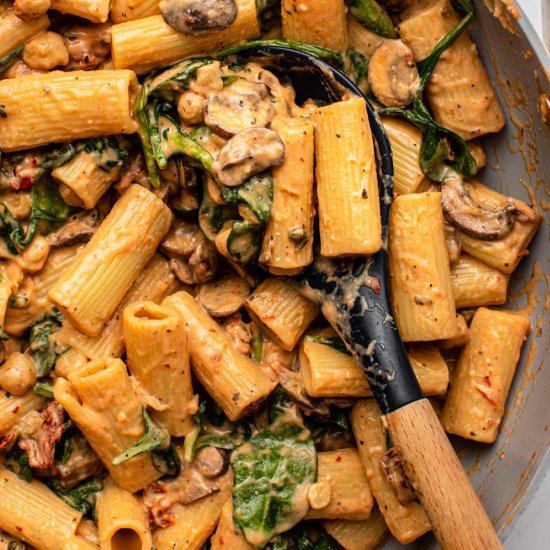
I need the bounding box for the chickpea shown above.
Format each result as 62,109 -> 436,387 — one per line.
18,235 -> 50,272
0,352 -> 36,396
189,61 -> 223,96
23,32 -> 70,71
177,91 -> 205,125
14,0 -> 50,21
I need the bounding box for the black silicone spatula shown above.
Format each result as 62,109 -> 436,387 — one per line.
234,45 -> 502,550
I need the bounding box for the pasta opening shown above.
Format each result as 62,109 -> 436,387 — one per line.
132,304 -> 169,321
111,528 -> 143,550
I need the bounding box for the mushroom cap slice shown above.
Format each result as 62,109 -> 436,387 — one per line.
197,272 -> 251,317
160,0 -> 237,35
214,127 -> 285,187
441,175 -> 516,240
204,81 -> 274,138
368,39 -> 420,108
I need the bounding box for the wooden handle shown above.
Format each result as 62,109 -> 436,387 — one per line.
384,399 -> 502,550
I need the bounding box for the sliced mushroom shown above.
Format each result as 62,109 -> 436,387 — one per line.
441,174 -> 516,240
46,210 -> 102,247
381,447 -> 417,505
443,220 -> 461,266
368,39 -> 419,108
193,446 -> 228,478
277,368 -> 331,417
162,219 -> 208,257
197,273 -> 251,317
214,128 -> 285,187
204,81 -> 274,138
160,0 -> 237,35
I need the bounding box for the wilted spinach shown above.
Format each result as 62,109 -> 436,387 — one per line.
231,391 -> 317,548
304,335 -> 350,356
29,310 -> 64,378
377,0 -> 477,181
47,478 -> 103,515
0,46 -> 23,77
152,445 -> 181,477
5,446 -> 33,482
269,527 -> 343,549
345,0 -> 396,38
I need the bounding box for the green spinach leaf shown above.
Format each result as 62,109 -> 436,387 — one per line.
46,478 -> 103,515
0,46 -> 23,76
5,446 -> 33,482
231,391 -> 317,548
345,0 -> 396,38
305,335 -> 350,356
29,312 -> 64,378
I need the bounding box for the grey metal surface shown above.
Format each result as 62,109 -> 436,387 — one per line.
383,1 -> 550,547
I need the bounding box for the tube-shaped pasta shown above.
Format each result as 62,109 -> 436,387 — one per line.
0,466 -> 88,550
54,358 -> 163,492
56,254 -> 177,360
96,478 -> 152,550
438,313 -> 469,350
4,245 -> 79,336
300,337 -> 448,397
0,9 -> 49,58
123,301 -> 196,437
351,400 -> 431,544
211,501 -> 254,550
453,181 -> 541,273
110,0 -> 160,23
52,150 -> 124,209
163,291 -> 276,421
347,14 -> 386,58
49,185 -> 173,337
451,253 -> 509,308
50,0 -> 110,23
0,281 -> 11,328
111,0 -> 260,73
259,117 -> 315,273
388,192 -> 457,341
322,506 -> 389,550
398,0 -> 505,139
0,71 -> 138,152
314,97 -> 381,256
381,117 -> 425,195
0,391 -> 46,436
153,470 -> 232,550
306,449 -> 374,520
245,278 -> 319,351
441,307 -> 530,443
281,0 -> 348,51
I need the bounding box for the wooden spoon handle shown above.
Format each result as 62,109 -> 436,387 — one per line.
384,398 -> 502,550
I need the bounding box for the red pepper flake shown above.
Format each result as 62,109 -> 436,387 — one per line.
15,526 -> 23,532
11,405 -> 19,414
19,177 -> 33,191
336,455 -> 342,462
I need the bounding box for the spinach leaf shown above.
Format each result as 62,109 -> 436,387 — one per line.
152,445 -> 181,477
5,446 -> 33,482
0,326 -> 8,341
0,46 -> 23,76
304,335 -> 350,356
32,382 -> 54,398
46,478 -> 103,515
226,222 -> 262,264
231,391 -> 317,548
112,409 -> 170,465
272,526 -> 343,550
377,0 -> 477,181
250,332 -> 263,363
345,0 -> 396,38
29,313 -> 64,378
7,541 -> 27,550
81,137 -> 129,172
194,420 -> 251,452
345,50 -> 370,95
198,184 -> 238,241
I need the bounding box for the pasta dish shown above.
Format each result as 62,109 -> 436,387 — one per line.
0,0 -> 542,548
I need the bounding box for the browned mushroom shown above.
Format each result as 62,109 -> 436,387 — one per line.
368,40 -> 419,108
197,273 -> 251,317
160,0 -> 237,35
61,23 -> 111,71
213,128 -> 285,187
277,368 -> 331,417
443,220 -> 461,266
204,81 -> 275,138
46,210 -> 102,247
441,174 -> 516,240
381,447 -> 417,504
193,446 -> 228,478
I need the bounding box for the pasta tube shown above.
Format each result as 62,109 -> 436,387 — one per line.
245,278 -> 319,351
0,466 -> 88,550
50,0 -> 110,23
0,71 -> 138,152
351,400 -> 431,544
55,254 -> 177,360
211,501 -> 254,550
314,97 -> 381,256
398,0 -> 505,139
306,449 -> 374,520
123,301 -> 197,437
49,185 -> 173,337
111,0 -> 260,73
347,14 -> 386,58
300,337 -> 448,397
281,0 -> 348,51
323,506 -> 389,550
259,117 -> 315,273
153,470 -> 232,550
163,291 -> 276,421
388,192 -> 457,341
0,9 -> 49,58
0,391 -> 46,436
54,358 -> 163,492
441,307 -> 530,443
453,181 -> 541,273
110,0 -> 161,23
96,478 -> 152,550
451,253 -> 509,308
